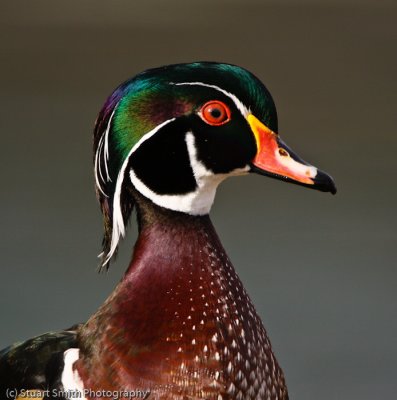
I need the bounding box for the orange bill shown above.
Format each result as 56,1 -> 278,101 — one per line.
247,114 -> 336,194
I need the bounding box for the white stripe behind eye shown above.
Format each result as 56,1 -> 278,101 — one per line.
172,81 -> 249,117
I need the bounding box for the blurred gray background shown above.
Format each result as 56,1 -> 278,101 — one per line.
1,0 -> 396,398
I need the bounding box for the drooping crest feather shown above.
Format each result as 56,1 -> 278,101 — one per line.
93,82 -> 135,270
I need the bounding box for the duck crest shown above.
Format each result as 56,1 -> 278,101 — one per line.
76,193 -> 288,399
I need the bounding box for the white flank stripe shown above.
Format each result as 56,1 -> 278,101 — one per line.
61,348 -> 86,399
103,118 -> 176,265
172,81 -> 249,117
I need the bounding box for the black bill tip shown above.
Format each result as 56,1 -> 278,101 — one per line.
313,169 -> 337,194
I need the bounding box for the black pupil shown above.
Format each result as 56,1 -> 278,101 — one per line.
210,107 -> 222,119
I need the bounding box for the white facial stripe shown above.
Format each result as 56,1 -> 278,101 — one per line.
128,132 -> 249,219
129,132 -> 221,217
185,132 -> 215,180
61,348 -> 86,398
173,81 -> 249,117
129,169 -> 218,216
103,118 -> 176,265
186,132 -> 250,180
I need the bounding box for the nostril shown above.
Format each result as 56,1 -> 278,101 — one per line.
278,148 -> 289,157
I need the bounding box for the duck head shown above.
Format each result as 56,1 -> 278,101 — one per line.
94,62 -> 336,266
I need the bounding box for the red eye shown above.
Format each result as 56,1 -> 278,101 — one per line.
200,101 -> 231,126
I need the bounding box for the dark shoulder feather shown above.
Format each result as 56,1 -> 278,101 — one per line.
0,325 -> 81,396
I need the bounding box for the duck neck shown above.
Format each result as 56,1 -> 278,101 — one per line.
133,188 -> 216,249
76,192 -> 285,397
78,193 -> 232,374
126,189 -> 229,304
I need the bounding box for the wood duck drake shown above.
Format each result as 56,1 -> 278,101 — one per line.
0,62 -> 336,400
